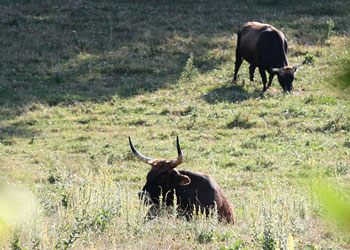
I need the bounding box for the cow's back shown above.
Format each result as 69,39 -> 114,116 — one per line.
238,22 -> 286,67
176,170 -> 217,207
176,170 -> 235,223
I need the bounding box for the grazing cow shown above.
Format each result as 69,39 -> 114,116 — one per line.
232,21 -> 304,93
129,136 -> 235,224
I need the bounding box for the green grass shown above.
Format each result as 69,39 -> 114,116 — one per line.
0,0 -> 350,249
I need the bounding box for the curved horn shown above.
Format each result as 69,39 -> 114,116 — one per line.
171,136 -> 183,168
272,68 -> 280,72
129,137 -> 154,165
293,62 -> 304,69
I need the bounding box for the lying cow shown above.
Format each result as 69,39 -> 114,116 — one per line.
232,21 -> 304,93
129,136 -> 235,223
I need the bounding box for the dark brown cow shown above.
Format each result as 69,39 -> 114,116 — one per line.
232,22 -> 304,93
129,136 -> 235,224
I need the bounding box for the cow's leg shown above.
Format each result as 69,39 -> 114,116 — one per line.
146,205 -> 159,221
177,207 -> 193,221
258,67 -> 267,91
267,73 -> 274,89
249,64 -> 256,81
232,54 -> 243,84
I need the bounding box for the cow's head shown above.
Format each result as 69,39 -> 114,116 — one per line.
129,136 -> 190,206
272,63 -> 303,93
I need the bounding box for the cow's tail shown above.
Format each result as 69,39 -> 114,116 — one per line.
235,31 -> 241,55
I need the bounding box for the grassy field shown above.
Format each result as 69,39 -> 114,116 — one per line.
0,0 -> 350,249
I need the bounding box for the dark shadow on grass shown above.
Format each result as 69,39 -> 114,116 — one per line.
202,83 -> 263,104
0,125 -> 39,142
0,107 -> 41,140
1,0 -> 238,107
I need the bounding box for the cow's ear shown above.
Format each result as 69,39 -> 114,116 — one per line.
177,174 -> 191,186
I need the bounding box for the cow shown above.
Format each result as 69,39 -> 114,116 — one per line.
129,136 -> 235,224
232,21 -> 304,93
